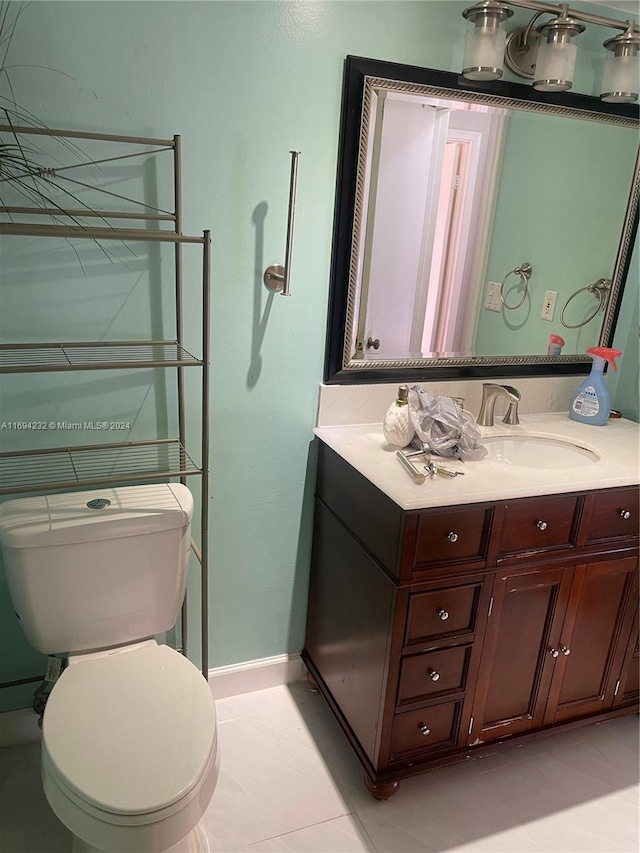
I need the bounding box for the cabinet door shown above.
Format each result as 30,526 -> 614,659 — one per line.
469,566 -> 573,744
545,558 -> 638,724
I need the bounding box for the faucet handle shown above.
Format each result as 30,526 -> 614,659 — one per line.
502,385 -> 521,425
501,385 -> 521,401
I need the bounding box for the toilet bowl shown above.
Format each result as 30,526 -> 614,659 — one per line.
0,484 -> 219,853
41,641 -> 219,853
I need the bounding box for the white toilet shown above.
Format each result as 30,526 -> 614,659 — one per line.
0,483 -> 218,853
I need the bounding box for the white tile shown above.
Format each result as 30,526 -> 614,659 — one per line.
0,685 -> 637,853
0,707 -> 41,748
0,741 -> 70,853
348,763 -> 516,853
202,694 -> 351,851
543,732 -> 639,791
238,814 -> 377,853
450,829 -> 545,853
348,714 -> 639,853
283,684 -> 367,806
520,791 -> 640,852
214,682 -> 321,724
584,715 -> 640,778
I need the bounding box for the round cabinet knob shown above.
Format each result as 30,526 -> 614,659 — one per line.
427,668 -> 440,682
620,510 -> 631,519
419,724 -> 431,736
536,520 -> 548,531
561,645 -> 571,656
437,609 -> 449,621
446,532 -> 459,543
550,648 -> 560,658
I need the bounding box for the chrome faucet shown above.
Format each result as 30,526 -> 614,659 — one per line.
477,383 -> 521,426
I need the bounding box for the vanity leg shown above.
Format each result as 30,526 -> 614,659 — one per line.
364,775 -> 400,801
305,669 -> 319,691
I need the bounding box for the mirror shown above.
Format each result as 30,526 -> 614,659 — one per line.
325,57 -> 639,384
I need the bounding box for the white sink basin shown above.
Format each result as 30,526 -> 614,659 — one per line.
482,434 -> 601,468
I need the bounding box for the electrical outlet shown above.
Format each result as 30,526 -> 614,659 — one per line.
485,281 -> 502,312
541,290 -> 558,321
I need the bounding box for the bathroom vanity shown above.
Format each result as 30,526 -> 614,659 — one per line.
302,415 -> 639,799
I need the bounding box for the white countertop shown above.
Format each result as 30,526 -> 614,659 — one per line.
314,413 -> 640,511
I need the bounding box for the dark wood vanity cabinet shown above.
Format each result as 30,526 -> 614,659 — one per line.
616,604 -> 639,708
302,442 -> 639,799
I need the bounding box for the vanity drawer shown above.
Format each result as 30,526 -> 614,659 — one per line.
496,495 -> 580,559
397,645 -> 470,706
390,700 -> 461,760
405,581 -> 482,646
410,505 -> 490,569
583,488 -> 639,545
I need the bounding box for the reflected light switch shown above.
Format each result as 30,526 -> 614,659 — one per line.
541,290 -> 558,321
485,281 -> 502,312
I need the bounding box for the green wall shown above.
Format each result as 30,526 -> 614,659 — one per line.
475,112 -> 637,357
1,1 -> 637,712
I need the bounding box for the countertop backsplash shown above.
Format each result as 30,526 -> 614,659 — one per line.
316,376 -> 580,428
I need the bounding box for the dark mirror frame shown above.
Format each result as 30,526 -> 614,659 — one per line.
324,56 -> 639,385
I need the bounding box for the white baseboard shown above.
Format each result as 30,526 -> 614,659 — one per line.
0,707 -> 41,748
0,653 -> 306,748
208,652 -> 306,700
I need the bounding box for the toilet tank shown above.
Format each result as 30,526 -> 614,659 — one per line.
0,483 -> 194,655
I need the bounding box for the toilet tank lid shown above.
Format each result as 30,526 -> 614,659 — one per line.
0,484 -> 194,549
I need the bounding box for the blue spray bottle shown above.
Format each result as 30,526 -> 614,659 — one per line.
569,346 -> 622,426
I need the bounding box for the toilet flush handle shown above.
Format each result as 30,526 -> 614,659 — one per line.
87,498 -> 111,509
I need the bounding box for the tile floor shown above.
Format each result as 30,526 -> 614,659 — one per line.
0,681 -> 638,853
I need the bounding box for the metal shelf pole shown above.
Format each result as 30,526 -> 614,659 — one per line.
173,134 -> 189,662
201,232 -> 211,680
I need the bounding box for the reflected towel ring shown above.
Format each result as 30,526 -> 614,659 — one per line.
500,263 -> 532,310
560,279 -> 611,329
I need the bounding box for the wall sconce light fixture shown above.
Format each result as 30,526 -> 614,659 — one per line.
462,1 -> 514,81
533,13 -> 584,91
461,0 -> 640,103
601,26 -> 640,103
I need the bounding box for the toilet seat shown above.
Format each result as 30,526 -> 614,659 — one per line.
42,735 -> 218,827
42,641 -> 216,820
42,738 -> 219,853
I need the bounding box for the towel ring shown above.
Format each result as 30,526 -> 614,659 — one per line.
560,279 -> 611,329
500,263 -> 532,310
